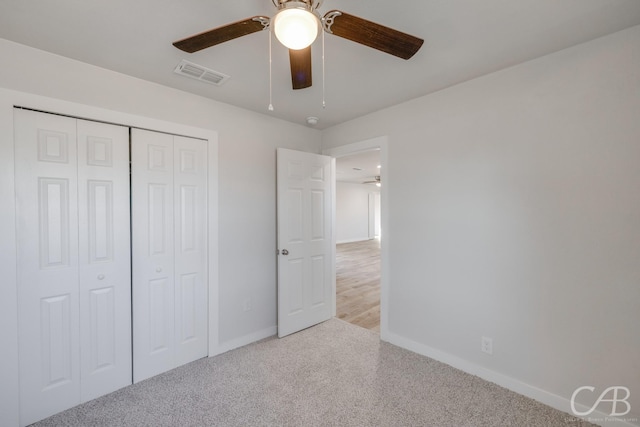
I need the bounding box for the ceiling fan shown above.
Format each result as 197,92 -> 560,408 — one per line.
363,176 -> 381,186
172,0 -> 424,90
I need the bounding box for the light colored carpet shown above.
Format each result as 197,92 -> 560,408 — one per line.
34,319 -> 593,426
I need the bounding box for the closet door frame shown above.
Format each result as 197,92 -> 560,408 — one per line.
0,91 -> 219,427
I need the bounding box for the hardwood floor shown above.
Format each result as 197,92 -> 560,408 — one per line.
336,239 -> 381,332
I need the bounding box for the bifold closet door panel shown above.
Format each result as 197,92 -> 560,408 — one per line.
77,119 -> 132,402
131,129 -> 208,383
14,110 -> 132,425
15,110 -> 81,425
131,129 -> 176,383
173,135 -> 208,366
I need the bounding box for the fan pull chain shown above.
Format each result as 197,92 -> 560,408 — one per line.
268,27 -> 274,111
322,27 -> 326,109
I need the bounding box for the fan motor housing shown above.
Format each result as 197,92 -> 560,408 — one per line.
273,0 -> 323,10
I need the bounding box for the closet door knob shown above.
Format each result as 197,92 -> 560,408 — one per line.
97,274 -> 105,280
156,267 -> 162,273
281,249 -> 289,256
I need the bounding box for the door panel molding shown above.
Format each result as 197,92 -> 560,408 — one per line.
132,128 -> 208,382
1,91 -> 219,427
77,119 -> 131,403
14,110 -> 131,425
277,148 -> 334,338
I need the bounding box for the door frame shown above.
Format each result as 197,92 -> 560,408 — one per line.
0,89 -> 219,427
323,136 -> 389,339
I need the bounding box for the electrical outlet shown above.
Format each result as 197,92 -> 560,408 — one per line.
481,336 -> 493,355
243,298 -> 252,312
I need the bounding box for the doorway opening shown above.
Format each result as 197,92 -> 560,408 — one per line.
324,136 -> 389,337
328,142 -> 385,333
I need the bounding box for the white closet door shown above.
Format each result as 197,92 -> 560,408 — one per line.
131,129 -> 176,382
132,129 -> 207,383
15,110 -> 81,426
14,110 -> 132,425
173,135 -> 208,366
77,119 -> 132,401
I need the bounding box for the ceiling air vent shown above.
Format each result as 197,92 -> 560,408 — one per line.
173,60 -> 230,86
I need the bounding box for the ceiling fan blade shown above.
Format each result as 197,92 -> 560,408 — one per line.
324,11 -> 423,60
173,16 -> 268,53
289,47 -> 312,90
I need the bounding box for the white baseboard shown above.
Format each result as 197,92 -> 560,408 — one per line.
211,326 -> 277,356
337,237 -> 373,244
384,332 -> 638,427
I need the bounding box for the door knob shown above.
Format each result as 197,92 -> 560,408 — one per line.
97,274 -> 105,280
156,267 -> 162,273
281,249 -> 289,256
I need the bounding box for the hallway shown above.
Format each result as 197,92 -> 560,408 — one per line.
336,239 -> 381,332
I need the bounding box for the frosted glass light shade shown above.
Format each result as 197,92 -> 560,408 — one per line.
273,8 -> 319,50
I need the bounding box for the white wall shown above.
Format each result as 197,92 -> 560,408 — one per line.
0,39 -> 321,426
336,182 -> 378,243
322,26 -> 640,424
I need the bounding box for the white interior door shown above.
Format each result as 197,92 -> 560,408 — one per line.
132,129 -> 208,382
131,129 -> 175,382
277,148 -> 334,338
15,110 -> 80,425
15,109 -> 131,425
173,135 -> 208,366
374,193 -> 381,237
76,119 -> 132,402
368,192 -> 376,240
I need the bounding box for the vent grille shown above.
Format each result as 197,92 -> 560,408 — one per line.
173,60 -> 230,86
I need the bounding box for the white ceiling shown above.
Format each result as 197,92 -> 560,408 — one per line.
336,149 -> 381,184
1,1 -> 639,129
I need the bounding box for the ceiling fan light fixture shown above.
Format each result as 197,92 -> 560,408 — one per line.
273,5 -> 319,50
